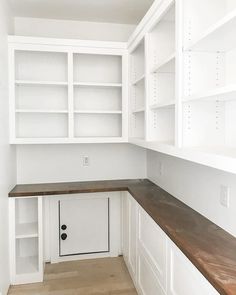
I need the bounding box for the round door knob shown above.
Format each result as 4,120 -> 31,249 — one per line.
61,233 -> 67,240
61,224 -> 67,230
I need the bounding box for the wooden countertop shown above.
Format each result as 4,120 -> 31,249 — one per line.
9,179 -> 236,295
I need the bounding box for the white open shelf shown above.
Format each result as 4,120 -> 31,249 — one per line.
73,82 -> 122,88
73,53 -> 122,84
16,255 -> 39,275
74,113 -> 122,138
74,110 -> 122,114
132,108 -> 145,114
150,101 -> 175,109
185,9 -> 236,52
10,197 -> 43,284
132,74 -> 145,86
15,80 -> 68,86
183,85 -> 236,102
15,109 -> 68,113
10,41 -> 127,143
16,223 -> 38,239
150,53 -> 175,74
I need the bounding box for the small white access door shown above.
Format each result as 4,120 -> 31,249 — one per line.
59,197 -> 109,256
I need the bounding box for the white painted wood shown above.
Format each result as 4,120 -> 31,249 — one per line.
50,192 -> 121,263
137,207 -> 167,291
127,0 -> 236,174
9,37 -> 128,144
122,194 -> 219,295
167,239 -> 219,295
59,197 -> 109,256
10,197 -> 44,285
137,251 -> 166,295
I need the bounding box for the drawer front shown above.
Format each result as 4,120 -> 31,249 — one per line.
168,240 -> 219,295
137,251 -> 165,295
138,207 -> 167,290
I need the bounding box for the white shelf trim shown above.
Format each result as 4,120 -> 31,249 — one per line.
132,107 -> 145,114
15,222 -> 38,239
73,82 -> 122,88
183,85 -> 236,102
131,74 -> 145,85
74,110 -> 122,114
15,109 -> 68,114
150,101 -> 175,109
150,53 -> 175,74
15,80 -> 68,86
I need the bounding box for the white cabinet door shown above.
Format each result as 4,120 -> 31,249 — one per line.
59,197 -> 109,256
122,193 -> 138,280
137,251 -> 165,295
122,193 -> 129,263
167,240 -> 219,295
138,207 -> 167,292
128,195 -> 138,277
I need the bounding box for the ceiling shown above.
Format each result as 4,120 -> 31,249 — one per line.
10,0 -> 155,25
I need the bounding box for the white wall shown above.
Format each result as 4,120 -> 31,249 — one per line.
17,144 -> 146,184
147,150 -> 236,238
14,17 -> 136,41
0,1 -> 16,294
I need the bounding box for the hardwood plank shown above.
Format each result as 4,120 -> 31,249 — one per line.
8,257 -> 137,295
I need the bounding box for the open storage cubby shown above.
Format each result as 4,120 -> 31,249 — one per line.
130,39 -> 146,140
15,198 -> 38,239
146,1 -> 176,144
149,107 -> 175,144
74,113 -> 122,138
9,39 -> 127,143
183,0 -> 236,50
15,50 -> 67,83
182,0 -> 236,156
149,3 -> 175,74
15,84 -> 68,111
10,197 -> 43,284
15,113 -> 68,138
74,86 -> 122,112
73,54 -> 122,85
130,112 -> 145,139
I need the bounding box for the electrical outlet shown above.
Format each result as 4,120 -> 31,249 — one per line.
83,156 -> 89,167
220,185 -> 230,208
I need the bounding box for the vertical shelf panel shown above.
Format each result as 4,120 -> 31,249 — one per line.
10,197 -> 43,285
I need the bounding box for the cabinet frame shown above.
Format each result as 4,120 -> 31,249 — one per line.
8,37 -> 128,144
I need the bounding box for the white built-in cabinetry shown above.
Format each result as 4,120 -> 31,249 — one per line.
128,0 -> 236,174
8,0 -> 236,173
9,197 -> 43,284
122,192 -> 219,295
9,37 -> 128,144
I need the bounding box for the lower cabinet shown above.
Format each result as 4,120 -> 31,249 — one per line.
167,240 -> 219,295
122,192 -> 219,295
50,192 -> 121,263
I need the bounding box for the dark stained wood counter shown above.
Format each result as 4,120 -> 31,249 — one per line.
9,179 -> 236,295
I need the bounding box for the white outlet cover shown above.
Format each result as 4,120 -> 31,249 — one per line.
83,156 -> 89,167
220,185 -> 230,208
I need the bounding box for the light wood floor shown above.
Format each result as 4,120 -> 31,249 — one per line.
8,257 -> 137,295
